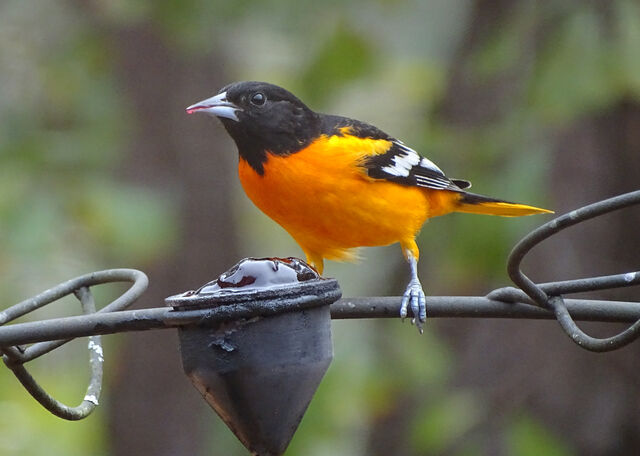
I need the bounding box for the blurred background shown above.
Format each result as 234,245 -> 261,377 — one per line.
1,0 -> 639,455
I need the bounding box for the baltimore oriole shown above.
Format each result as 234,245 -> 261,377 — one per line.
186,81 -> 551,332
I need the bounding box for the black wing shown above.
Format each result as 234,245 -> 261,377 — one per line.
319,114 -> 471,191
364,140 -> 470,191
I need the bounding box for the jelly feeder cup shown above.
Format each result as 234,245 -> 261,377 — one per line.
165,257 -> 341,456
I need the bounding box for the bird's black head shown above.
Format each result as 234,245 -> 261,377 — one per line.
187,81 -> 320,174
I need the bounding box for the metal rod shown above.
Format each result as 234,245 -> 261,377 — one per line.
1,296 -> 639,347
1,286 -> 105,420
0,190 -> 637,423
0,269 -> 148,326
507,190 -> 640,352
331,296 -> 640,321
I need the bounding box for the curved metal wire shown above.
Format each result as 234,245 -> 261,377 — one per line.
0,192 -> 638,421
0,269 -> 148,420
506,190 -> 640,352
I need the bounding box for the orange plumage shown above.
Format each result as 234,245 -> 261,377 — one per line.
238,131 -> 549,274
187,81 -> 551,331
239,133 -> 430,271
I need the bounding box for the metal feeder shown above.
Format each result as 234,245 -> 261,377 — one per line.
166,257 -> 341,456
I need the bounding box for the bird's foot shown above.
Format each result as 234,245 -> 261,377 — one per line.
400,278 -> 427,333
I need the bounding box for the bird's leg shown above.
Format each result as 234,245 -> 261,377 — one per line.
400,249 -> 426,333
305,252 -> 324,276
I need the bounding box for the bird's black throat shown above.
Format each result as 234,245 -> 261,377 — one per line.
220,110 -> 321,175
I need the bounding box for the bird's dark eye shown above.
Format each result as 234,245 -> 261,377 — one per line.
250,92 -> 266,106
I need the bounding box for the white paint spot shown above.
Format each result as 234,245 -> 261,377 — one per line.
88,340 -> 104,362
624,272 -> 636,283
569,210 -> 579,219
84,394 -> 99,405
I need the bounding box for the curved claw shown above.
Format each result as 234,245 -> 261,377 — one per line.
400,279 -> 426,333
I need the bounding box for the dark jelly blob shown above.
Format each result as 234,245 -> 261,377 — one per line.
192,257 -> 319,295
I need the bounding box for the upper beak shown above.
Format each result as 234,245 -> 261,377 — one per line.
186,91 -> 240,121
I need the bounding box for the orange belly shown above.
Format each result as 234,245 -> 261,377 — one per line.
237,134 -> 448,261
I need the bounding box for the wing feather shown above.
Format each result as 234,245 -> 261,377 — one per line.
364,140 -> 467,191
319,115 -> 470,191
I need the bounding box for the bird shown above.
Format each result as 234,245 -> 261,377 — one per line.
186,81 -> 552,332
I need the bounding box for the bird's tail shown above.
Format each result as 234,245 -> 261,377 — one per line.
453,192 -> 553,217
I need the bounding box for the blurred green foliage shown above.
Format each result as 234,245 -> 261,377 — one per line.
507,413 -> 573,456
1,0 -> 639,454
0,2 -> 176,302
297,23 -> 375,106
0,339 -> 108,456
0,3 -> 175,454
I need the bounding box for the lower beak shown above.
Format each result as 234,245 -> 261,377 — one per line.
186,91 -> 240,121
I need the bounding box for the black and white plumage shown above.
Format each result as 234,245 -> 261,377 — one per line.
317,114 -> 472,192
364,139 -> 471,191
186,81 -> 551,334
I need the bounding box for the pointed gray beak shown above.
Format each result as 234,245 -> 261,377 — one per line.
186,91 -> 240,121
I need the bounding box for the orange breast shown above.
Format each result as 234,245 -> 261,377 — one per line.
238,134 -> 443,261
